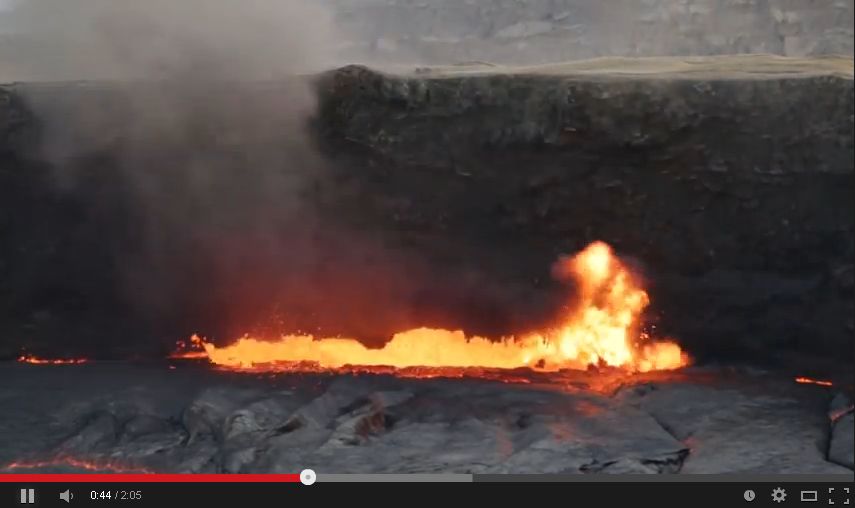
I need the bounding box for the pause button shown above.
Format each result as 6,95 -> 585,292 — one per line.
19,488 -> 35,504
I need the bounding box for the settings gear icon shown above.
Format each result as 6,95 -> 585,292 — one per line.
771,487 -> 787,503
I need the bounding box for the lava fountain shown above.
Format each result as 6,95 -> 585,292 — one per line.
176,242 -> 689,374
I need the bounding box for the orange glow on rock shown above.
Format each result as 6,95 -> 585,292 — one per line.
17,355 -> 89,365
3,456 -> 153,473
794,376 -> 834,387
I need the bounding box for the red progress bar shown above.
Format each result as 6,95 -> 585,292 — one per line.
0,474 -> 301,483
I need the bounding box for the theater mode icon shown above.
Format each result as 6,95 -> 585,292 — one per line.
801,490 -> 819,502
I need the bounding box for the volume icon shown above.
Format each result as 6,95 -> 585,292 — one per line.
60,489 -> 74,503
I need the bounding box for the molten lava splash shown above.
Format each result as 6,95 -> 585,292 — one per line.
168,335 -> 209,359
17,354 -> 89,365
178,242 -> 688,374
524,241 -> 680,371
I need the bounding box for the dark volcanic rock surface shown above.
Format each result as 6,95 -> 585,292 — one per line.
617,382 -> 843,473
0,363 -> 850,475
830,412 -> 855,470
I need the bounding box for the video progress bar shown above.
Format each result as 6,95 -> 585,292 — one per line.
318,474 -> 855,483
318,474 -> 471,482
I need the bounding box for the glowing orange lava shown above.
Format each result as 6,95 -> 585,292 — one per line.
17,355 -> 89,365
178,242 -> 689,375
830,405 -> 854,423
168,335 -> 208,359
794,376 -> 834,387
3,456 -> 153,474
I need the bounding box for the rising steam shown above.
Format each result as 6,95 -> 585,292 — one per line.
0,0 -> 425,348
0,0 -> 532,353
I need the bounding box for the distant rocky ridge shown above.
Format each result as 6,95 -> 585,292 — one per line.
0,0 -> 852,77
329,0 -> 854,65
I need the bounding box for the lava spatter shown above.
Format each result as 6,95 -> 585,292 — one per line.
174,242 -> 689,376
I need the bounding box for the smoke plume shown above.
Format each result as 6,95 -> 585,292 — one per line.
0,0 -> 457,353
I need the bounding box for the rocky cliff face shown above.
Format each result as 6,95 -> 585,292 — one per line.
314,55 -> 854,363
331,0 -> 855,64
0,55 -> 852,368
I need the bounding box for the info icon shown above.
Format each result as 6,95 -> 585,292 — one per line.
300,469 -> 317,485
